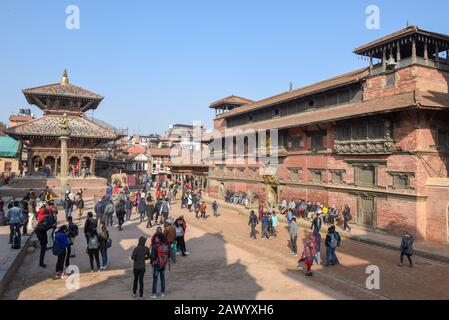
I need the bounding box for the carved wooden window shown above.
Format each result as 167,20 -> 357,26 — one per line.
286,136 -> 303,151
288,167 -> 302,181
331,170 -> 344,184
356,166 -> 376,187
369,123 -> 385,139
393,175 -> 408,189
353,125 -> 367,140
309,169 -> 323,184
337,126 -> 351,141
389,172 -> 414,190
310,131 -> 326,150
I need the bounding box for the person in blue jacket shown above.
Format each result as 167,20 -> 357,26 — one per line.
53,225 -> 70,279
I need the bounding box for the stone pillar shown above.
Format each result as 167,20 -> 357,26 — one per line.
396,43 -> 401,62
27,151 -> 33,176
59,134 -> 70,178
90,158 -> 96,176
382,48 -> 387,72
369,52 -> 373,72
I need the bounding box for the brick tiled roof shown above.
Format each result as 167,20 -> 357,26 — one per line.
216,68 -> 369,119
354,26 -> 449,56
210,95 -> 254,109
6,115 -> 117,140
147,148 -> 172,157
23,83 -> 103,101
204,91 -> 417,139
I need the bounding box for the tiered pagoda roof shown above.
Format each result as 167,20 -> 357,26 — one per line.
6,115 -> 117,140
6,71 -> 117,141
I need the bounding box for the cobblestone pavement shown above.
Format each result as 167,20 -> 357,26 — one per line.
3,199 -> 449,300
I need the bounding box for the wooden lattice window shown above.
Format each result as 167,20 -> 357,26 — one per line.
356,166 -> 376,187
309,169 -> 324,184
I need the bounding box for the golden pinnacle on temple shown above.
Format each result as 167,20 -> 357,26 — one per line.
61,69 -> 69,85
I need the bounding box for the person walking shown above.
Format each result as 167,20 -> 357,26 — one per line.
35,210 -> 53,268
99,223 -> 110,270
63,191 -> 74,222
298,236 -> 317,276
66,216 -> 79,267
86,226 -> 101,272
53,225 -> 70,279
150,235 -> 169,299
146,198 -> 155,228
84,211 -> 98,244
164,220 -> 177,263
7,201 -> 23,247
160,198 -> 170,224
75,193 -> 84,220
325,225 -> 341,266
261,213 -> 270,239
131,236 -> 151,299
138,197 -> 146,223
289,217 -> 298,256
398,232 -> 414,268
248,210 -> 258,239
116,200 -> 126,231
154,198 -> 162,224
199,201 -> 207,219
95,199 -> 105,225
212,200 -> 219,217
104,200 -> 116,227
342,204 -> 352,232
125,196 -> 132,221
311,212 -> 322,234
174,217 -> 189,256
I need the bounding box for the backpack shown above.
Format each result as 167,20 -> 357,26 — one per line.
156,243 -> 170,269
330,233 -> 338,249
88,235 -> 99,249
52,232 -> 66,255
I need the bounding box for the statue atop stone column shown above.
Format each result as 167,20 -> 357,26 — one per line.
59,113 -> 69,131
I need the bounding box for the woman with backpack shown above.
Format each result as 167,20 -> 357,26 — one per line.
325,225 -> 341,266
343,204 -> 352,232
53,225 -> 70,279
86,226 -> 101,272
99,223 -> 110,270
150,234 -> 169,299
131,236 -> 151,299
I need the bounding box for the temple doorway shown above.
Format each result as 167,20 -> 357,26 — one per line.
32,156 -> 43,172
44,156 -> 56,173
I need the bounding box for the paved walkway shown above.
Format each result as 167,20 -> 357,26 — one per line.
3,196 -> 449,300
203,196 -> 449,263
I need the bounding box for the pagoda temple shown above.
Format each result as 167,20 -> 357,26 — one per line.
6,70 -> 118,177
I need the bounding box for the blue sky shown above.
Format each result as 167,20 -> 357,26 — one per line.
1,0 -> 449,134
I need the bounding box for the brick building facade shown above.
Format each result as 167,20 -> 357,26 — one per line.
205,26 -> 449,243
